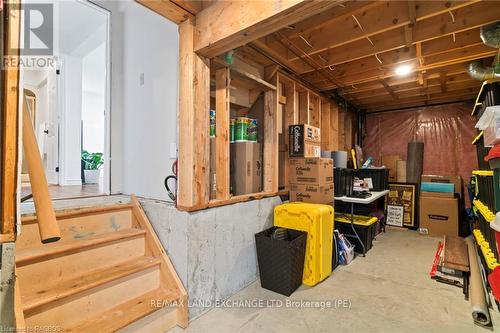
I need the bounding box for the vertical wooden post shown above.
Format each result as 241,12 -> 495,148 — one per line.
330,103 -> 339,151
1,3 -> 20,242
178,18 -> 210,209
215,68 -> 230,200
309,93 -> 320,128
321,101 -> 331,151
338,107 -> 346,152
298,90 -> 309,125
263,84 -> 278,193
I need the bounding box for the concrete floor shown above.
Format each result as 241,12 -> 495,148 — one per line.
173,229 -> 500,333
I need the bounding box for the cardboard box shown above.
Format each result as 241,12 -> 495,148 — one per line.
382,154 -> 402,182
289,124 -> 321,157
289,158 -> 333,185
421,175 -> 463,198
230,142 -> 262,195
290,183 -> 334,204
419,192 -> 458,237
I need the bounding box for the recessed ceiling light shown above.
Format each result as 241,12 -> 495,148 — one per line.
395,64 -> 413,76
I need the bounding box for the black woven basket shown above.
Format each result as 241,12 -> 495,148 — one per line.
255,227 -> 307,296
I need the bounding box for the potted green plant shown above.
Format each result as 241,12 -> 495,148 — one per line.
81,150 -> 104,184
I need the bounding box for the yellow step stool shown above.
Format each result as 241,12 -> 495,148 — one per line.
274,202 -> 334,286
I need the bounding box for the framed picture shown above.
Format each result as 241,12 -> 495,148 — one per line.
386,183 -> 419,229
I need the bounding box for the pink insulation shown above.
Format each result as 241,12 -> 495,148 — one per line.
363,102 -> 478,206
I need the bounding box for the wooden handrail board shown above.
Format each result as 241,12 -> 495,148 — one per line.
67,288 -> 178,332
23,256 -> 161,313
21,203 -> 134,224
16,228 -> 145,265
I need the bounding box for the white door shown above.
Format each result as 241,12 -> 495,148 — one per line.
45,66 -> 60,184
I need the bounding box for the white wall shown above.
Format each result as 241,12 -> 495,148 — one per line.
98,1 -> 179,200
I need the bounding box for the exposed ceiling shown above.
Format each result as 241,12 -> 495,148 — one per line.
242,0 -> 500,112
138,0 -> 499,112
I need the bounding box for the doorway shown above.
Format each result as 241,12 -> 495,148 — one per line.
20,0 -> 110,200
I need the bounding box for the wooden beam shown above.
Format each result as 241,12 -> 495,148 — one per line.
279,0 -> 479,62
314,44 -> 496,90
1,2 -> 20,242
177,19 -> 210,208
136,0 -> 194,24
290,1 -> 497,74
194,0 -> 344,58
330,103 -> 340,151
379,79 -> 399,100
215,68 -> 230,200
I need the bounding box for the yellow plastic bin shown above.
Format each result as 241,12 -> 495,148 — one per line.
274,202 -> 334,286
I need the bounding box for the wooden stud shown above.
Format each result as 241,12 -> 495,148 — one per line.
330,103 -> 340,151
321,101 -> 331,151
263,87 -> 278,193
309,93 -> 320,128
177,19 -> 210,209
215,67 -> 230,200
1,2 -> 20,242
298,90 -> 309,124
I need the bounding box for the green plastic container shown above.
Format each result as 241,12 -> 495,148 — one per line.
210,110 -> 216,137
234,117 -> 251,141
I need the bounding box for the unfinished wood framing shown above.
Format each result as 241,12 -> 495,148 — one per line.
1,3 -> 20,242
215,67 -> 230,200
194,0 -> 344,58
263,87 -> 278,193
177,18 -> 210,209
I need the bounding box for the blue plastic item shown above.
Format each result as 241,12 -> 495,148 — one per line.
421,182 -> 454,193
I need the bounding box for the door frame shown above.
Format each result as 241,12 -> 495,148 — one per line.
57,0 -> 111,194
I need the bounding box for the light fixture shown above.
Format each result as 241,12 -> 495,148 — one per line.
395,64 -> 413,76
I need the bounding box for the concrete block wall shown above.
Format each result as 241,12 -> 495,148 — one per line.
140,196 -> 282,318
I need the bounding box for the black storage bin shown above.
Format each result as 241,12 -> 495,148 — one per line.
476,135 -> 491,171
355,168 -> 389,191
255,227 -> 307,296
335,221 -> 374,254
334,168 -> 354,197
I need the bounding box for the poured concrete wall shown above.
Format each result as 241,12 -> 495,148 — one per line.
140,196 -> 282,318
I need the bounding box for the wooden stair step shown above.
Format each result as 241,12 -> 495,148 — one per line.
67,288 -> 179,332
16,228 -> 146,265
23,256 -> 162,313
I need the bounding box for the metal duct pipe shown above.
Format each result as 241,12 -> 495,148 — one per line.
480,22 -> 500,48
468,22 -> 500,81
469,61 -> 500,81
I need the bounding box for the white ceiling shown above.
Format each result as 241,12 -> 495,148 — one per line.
57,1 -> 107,55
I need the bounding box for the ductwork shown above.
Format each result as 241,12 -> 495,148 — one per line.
469,22 -> 500,80
469,61 -> 500,81
481,22 -> 500,48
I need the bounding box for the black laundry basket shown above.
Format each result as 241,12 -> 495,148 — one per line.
255,227 -> 307,296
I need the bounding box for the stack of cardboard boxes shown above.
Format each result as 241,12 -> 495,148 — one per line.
288,124 -> 334,204
419,175 -> 462,237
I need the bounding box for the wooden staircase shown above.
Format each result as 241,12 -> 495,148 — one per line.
15,196 -> 188,332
